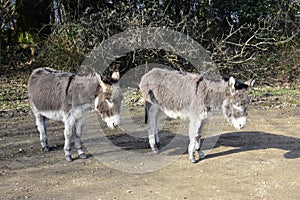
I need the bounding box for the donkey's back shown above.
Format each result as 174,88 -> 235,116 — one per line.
139,68 -> 206,119
28,67 -> 76,114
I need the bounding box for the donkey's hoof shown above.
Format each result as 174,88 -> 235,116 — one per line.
42,146 -> 50,152
79,153 -> 88,159
152,148 -> 159,154
65,155 -> 73,162
190,158 -> 197,163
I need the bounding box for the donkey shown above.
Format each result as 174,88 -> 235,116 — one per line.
28,67 -> 123,161
139,68 -> 254,163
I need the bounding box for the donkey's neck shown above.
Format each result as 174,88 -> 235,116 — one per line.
205,80 -> 229,110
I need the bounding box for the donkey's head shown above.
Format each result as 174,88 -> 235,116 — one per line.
94,72 -> 123,129
222,77 -> 255,129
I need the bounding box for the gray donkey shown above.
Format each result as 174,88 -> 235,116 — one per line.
28,67 -> 123,161
139,68 -> 254,163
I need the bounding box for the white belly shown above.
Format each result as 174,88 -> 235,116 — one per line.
39,110 -> 65,121
161,108 -> 191,120
163,109 -> 182,119
35,103 -> 92,122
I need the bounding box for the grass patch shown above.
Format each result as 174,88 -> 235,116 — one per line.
249,87 -> 300,106
249,87 -> 300,98
0,71 -> 30,112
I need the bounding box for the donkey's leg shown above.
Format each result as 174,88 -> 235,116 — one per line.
188,119 -> 201,163
64,116 -> 75,162
35,114 -> 49,152
148,104 -> 160,153
195,119 -> 207,160
74,119 -> 87,159
154,109 -> 163,149
195,135 -> 206,160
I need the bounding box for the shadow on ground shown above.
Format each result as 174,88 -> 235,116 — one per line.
207,131 -> 300,159
102,130 -> 300,159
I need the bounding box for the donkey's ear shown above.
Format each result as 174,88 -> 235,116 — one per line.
111,71 -> 120,81
95,72 -> 107,92
245,78 -> 255,87
229,76 -> 236,95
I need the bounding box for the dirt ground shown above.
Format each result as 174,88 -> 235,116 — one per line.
0,103 -> 300,200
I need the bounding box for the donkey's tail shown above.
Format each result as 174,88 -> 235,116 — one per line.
144,101 -> 151,124
144,89 -> 157,124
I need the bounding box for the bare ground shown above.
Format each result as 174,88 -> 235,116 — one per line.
0,105 -> 300,200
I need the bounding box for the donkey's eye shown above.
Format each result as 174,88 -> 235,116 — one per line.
234,103 -> 241,107
105,99 -> 114,108
106,99 -> 113,104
